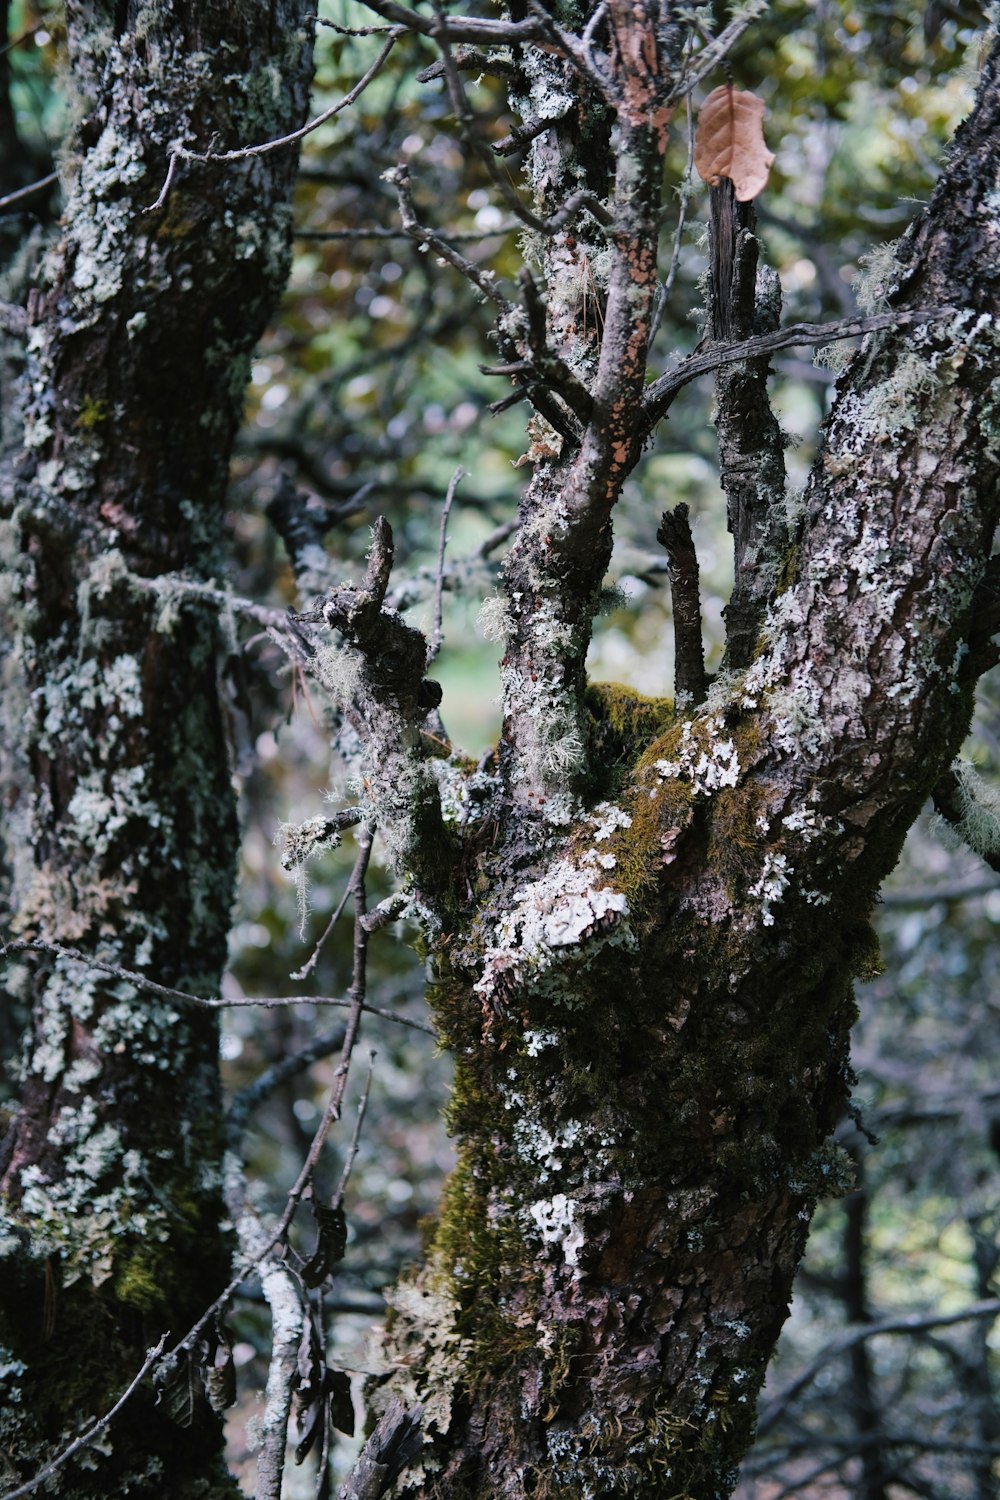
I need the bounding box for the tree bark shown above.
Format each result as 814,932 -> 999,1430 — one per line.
310,21 -> 1000,1500
0,4 -> 313,1494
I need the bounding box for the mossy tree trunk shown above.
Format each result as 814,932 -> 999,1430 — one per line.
0,4 -> 313,1495
299,18 -> 1000,1500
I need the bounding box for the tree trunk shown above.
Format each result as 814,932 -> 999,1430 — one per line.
0,4 -> 313,1494
313,21 -> 1000,1500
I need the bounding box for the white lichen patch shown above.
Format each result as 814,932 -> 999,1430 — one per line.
590,801 -> 632,841
66,766 -> 165,860
500,662 -> 588,784
477,592 -> 511,645
475,857 -> 632,1003
652,718 -> 739,795
373,1280 -> 468,1438
14,1120 -> 171,1291
749,851 -> 791,927
512,1118 -> 584,1183
526,1193 -> 585,1268
523,1029 -> 559,1056
36,653 -> 146,750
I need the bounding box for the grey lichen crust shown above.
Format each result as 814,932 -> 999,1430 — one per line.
0,3 -> 315,1493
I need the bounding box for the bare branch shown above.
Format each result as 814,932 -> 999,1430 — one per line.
427,468 -> 463,665
666,0 -> 772,107
1,1336 -> 168,1500
384,165 -> 513,310
879,876 -> 1000,908
227,1027 -> 348,1136
295,224 -> 519,242
0,938 -> 435,1033
493,113 -> 566,155
651,91 -> 696,345
338,1398 -> 424,1500
657,504 -> 707,705
0,171 -> 58,213
253,1253 -> 305,1500
290,877 -> 356,982
333,1051 -> 376,1208
640,306 -> 958,435
757,1299 -> 1000,1436
355,0 -> 547,46
417,45 -> 519,82
273,828 -> 375,1240
147,34 -> 399,212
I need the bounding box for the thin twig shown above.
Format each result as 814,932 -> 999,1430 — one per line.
493,113 -> 564,156
666,0 -> 772,107
641,306 -> 957,433
314,16 -> 397,35
0,171 -> 58,213
427,468 -> 463,665
273,827 -> 375,1241
878,877 -> 1000,908
651,92 -> 696,345
384,165 -> 512,310
146,35 -> 399,211
355,0 -> 547,47
295,224 -> 518,242
757,1298 -> 1000,1436
127,570 -> 295,628
227,1027 -> 348,1137
290,876 -> 356,982
161,833 -> 378,1373
1,1336 -> 168,1500
0,21 -> 44,55
0,939 -> 435,1034
475,518 -> 519,558
333,1051 -> 376,1208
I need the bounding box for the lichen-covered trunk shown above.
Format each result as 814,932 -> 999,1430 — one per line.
357,33 -> 1000,1500
0,5 -> 313,1494
376,776 -> 863,1500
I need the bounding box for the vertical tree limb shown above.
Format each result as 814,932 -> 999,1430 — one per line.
708,178 -> 789,671
657,502 -> 708,706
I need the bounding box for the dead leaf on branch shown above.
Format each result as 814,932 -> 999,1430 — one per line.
694,85 -> 775,202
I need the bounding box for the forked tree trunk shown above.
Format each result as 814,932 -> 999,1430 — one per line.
0,5 -> 312,1494
325,26 -> 1000,1500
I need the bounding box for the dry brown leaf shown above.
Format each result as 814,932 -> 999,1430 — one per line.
694,85 -> 775,202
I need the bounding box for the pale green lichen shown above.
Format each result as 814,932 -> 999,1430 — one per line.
275,814 -> 344,935
934,757 -> 1000,861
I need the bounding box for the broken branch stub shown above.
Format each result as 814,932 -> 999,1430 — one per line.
694,85 -> 775,202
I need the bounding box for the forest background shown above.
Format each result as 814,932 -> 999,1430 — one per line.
1,1 -> 998,1497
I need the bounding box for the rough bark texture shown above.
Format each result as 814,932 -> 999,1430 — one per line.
289,19 -> 1000,1500
0,3 -> 313,1494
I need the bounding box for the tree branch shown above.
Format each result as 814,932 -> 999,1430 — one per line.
708,180 -> 788,672
0,1337 -> 168,1500
757,1299 -> 1000,1436
147,34 -> 400,211
282,518 -> 451,891
338,1398 -> 424,1500
657,503 -> 707,705
0,938 -> 435,1033
640,306 -> 957,436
